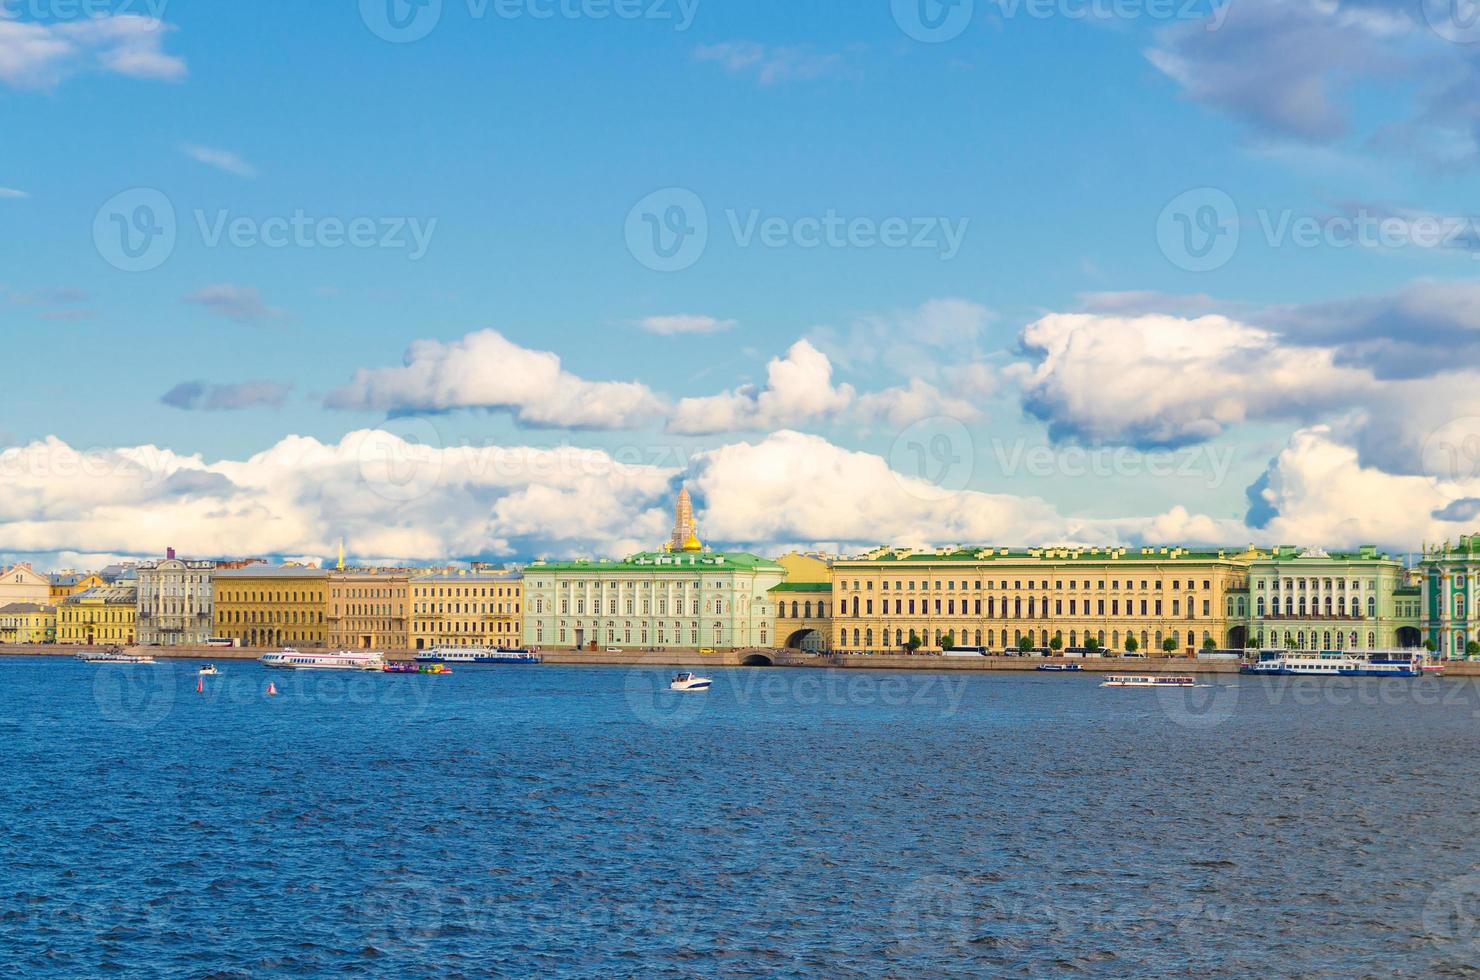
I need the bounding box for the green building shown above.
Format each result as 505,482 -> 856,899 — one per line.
1420,535 -> 1480,660
1248,545 -> 1421,652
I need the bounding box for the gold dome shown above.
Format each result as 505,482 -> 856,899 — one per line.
682,532 -> 703,552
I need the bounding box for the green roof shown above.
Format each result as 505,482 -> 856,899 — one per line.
769,582 -> 832,592
528,550 -> 783,574
842,546 -> 1255,565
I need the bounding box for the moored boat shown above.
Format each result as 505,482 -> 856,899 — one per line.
1101,675 -> 1196,687
259,649 -> 385,671
1239,650 -> 1424,677
77,647 -> 156,665
1036,663 -> 1082,672
414,647 -> 540,665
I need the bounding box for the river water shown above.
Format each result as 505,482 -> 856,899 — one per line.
2,658 -> 1478,977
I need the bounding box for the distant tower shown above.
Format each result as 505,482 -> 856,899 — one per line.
337,538 -> 346,572
670,488 -> 700,552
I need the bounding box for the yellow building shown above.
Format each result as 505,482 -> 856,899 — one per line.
0,602 -> 56,644
328,571 -> 410,652
57,586 -> 138,646
770,553 -> 834,652
49,572 -> 107,603
0,564 -> 51,606
832,545 -> 1256,655
214,566 -> 328,648
410,571 -> 523,651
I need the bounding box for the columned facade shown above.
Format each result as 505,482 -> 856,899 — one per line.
137,558 -> 216,646
1249,546 -> 1419,652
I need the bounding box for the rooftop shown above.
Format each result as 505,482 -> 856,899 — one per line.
0,602 -> 50,614
769,582 -> 833,593
840,545 -> 1261,565
528,550 -> 784,574
215,566 -> 328,579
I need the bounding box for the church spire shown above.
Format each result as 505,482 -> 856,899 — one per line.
670,487 -> 700,552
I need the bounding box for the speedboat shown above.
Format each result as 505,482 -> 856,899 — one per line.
418,663 -> 452,675
198,665 -> 220,676
1101,675 -> 1197,687
259,649 -> 385,671
670,672 -> 712,692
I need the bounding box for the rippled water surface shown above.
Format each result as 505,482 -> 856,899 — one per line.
3,658 -> 1480,977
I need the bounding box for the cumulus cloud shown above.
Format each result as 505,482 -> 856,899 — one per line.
181,144 -> 256,177
161,380 -> 293,412
326,328 -> 667,430
0,13 -> 186,88
693,41 -> 847,85
1018,312 -> 1367,447
185,284 -> 283,323
636,314 -> 736,336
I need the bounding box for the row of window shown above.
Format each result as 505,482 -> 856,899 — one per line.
843,596 -> 1212,619
838,578 -> 1218,592
1257,596 -> 1376,617
837,627 -> 1209,651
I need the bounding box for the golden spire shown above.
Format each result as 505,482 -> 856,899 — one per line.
337,538 -> 345,571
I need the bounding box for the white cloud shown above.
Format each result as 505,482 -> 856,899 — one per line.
693,41 -> 847,85
0,187 -> 26,198
182,144 -> 256,177
1018,312 -> 1366,447
636,314 -> 736,336
326,328 -> 667,430
185,284 -> 283,323
0,13 -> 186,89
811,298 -> 996,378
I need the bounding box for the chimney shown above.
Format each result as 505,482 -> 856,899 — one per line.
167,546 -> 176,560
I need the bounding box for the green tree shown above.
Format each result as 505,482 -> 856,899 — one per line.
1162,636 -> 1179,654
1050,634 -> 1063,651
1424,638 -> 1436,652
1085,637 -> 1101,653
943,630 -> 957,651
1467,640 -> 1479,658
1017,635 -> 1033,653
1203,636 -> 1217,651
1124,636 -> 1139,654
906,630 -> 921,652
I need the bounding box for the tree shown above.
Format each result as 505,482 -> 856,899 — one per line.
1050,634 -> 1063,652
1468,640 -> 1480,658
943,630 -> 957,651
1124,636 -> 1139,654
906,630 -> 922,652
1203,636 -> 1217,651
1162,636 -> 1179,654
1424,638 -> 1436,652
1085,637 -> 1101,653
1017,635 -> 1033,653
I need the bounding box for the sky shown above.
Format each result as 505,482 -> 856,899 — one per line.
4,0 -> 1480,569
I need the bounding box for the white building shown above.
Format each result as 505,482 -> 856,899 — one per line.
136,556 -> 217,646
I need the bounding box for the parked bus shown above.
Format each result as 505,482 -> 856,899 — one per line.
205,637 -> 240,648
943,646 -> 990,657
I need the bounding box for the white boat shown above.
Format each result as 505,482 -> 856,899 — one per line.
414,647 -> 541,665
1101,675 -> 1197,688
258,649 -> 385,671
669,672 -> 712,692
1240,650 -> 1423,677
198,665 -> 220,676
76,649 -> 156,665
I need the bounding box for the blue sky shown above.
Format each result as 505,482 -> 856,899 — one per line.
4,0 -> 1480,566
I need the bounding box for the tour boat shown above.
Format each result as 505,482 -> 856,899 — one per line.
1101,675 -> 1197,687
1239,650 -> 1423,677
1035,663 -> 1082,672
382,663 -> 420,674
414,647 -> 541,665
669,672 -> 712,692
198,665 -> 220,676
76,649 -> 156,665
258,649 -> 385,671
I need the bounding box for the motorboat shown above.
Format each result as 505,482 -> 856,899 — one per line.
1035,663 -> 1082,672
198,665 -> 220,676
669,672 -> 712,692
258,649 -> 385,671
1101,675 -> 1198,687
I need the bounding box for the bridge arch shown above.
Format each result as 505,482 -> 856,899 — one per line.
786,628 -> 824,652
741,653 -> 775,667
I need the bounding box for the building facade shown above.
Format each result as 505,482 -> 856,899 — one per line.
136,557 -> 216,646
57,586 -> 138,645
410,571 -> 523,651
0,564 -> 52,606
1420,536 -> 1480,659
523,550 -> 785,651
327,571 -> 410,651
0,602 -> 56,643
1249,545 -> 1421,653
830,545 -> 1256,654
49,573 -> 106,603
214,567 -> 329,648
769,552 -> 834,652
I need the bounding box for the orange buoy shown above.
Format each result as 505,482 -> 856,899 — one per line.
196,676 -> 204,694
